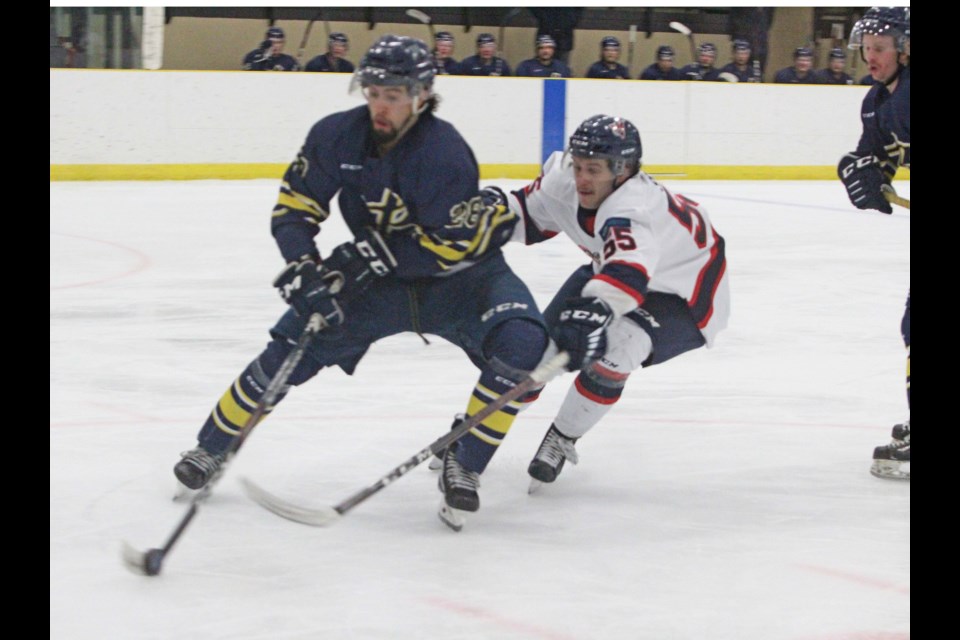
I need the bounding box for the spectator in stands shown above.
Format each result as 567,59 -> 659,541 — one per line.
432,31 -> 459,75
243,27 -> 300,71
529,7 -> 584,65
304,32 -> 354,73
729,7 -> 775,77
774,47 -> 820,84
816,47 -> 853,85
516,35 -> 573,78
639,45 -> 682,81
719,39 -> 762,83
585,36 -> 630,79
679,42 -> 722,81
455,32 -> 511,76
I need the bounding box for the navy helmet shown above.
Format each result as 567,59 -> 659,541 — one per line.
732,39 -> 751,52
476,32 -> 496,47
536,34 -> 557,49
697,42 -> 717,58
829,47 -> 846,60
329,32 -> 348,47
435,31 -> 454,44
794,46 -> 814,59
266,27 -> 285,40
601,36 -> 621,50
849,6 -> 910,53
656,45 -> 675,60
567,115 -> 642,176
351,34 -> 435,95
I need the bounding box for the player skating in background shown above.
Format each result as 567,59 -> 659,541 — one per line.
836,7 -> 910,480
489,114 -> 730,490
173,35 -> 549,529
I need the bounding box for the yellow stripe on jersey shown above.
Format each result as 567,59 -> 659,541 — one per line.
417,204 -> 517,268
273,183 -> 328,221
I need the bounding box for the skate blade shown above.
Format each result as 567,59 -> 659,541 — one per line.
528,478 -> 544,495
870,460 -> 910,480
438,501 -> 469,532
427,456 -> 443,472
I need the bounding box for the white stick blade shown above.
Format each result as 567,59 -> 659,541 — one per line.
240,477 -> 341,527
405,9 -> 431,25
120,541 -> 149,575
669,21 -> 692,36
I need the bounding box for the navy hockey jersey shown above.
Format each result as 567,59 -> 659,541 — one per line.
855,65 -> 910,181
270,105 -> 516,280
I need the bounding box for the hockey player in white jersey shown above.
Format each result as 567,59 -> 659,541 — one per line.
499,114 -> 730,490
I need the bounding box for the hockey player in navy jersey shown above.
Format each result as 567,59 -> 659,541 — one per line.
639,45 -> 682,81
718,39 -> 762,83
679,42 -> 722,81
585,36 -> 630,79
243,27 -> 301,72
515,35 -> 573,78
431,31 -> 459,75
173,35 -> 549,529
455,33 -> 511,76
304,32 -> 355,73
492,115 -> 730,490
836,7 -> 910,480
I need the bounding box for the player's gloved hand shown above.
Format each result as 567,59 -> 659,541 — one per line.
837,153 -> 893,214
553,297 -> 614,371
273,258 -> 346,326
324,227 -> 398,295
480,185 -> 509,209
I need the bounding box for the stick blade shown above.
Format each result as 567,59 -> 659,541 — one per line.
121,541 -> 164,576
669,21 -> 692,36
240,477 -> 342,527
405,9 -> 430,25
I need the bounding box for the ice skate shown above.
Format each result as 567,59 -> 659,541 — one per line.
174,446 -> 226,490
870,420 -> 910,480
528,424 -> 579,493
437,442 -> 480,532
428,413 -> 466,471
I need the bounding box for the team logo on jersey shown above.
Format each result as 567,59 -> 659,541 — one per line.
364,188 -> 413,233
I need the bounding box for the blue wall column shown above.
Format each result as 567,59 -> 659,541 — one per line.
541,79 -> 567,165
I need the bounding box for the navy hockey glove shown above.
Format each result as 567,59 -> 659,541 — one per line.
324,228 -> 398,297
553,297 -> 614,371
273,259 -> 346,326
838,153 -> 893,214
480,185 -> 509,208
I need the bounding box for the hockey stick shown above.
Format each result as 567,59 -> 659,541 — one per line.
498,8 -> 523,60
883,188 -> 910,210
406,8 -> 435,43
240,350 -> 570,527
669,21 -> 697,63
121,312 -> 326,577
296,11 -> 322,67
627,24 -> 637,76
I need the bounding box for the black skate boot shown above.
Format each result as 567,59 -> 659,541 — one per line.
174,446 -> 226,490
428,413 -> 466,471
437,442 -> 480,532
528,424 -> 579,493
870,420 -> 910,480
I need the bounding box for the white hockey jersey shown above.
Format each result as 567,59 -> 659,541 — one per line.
508,151 -> 729,346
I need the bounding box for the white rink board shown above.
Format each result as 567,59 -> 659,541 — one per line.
51,69 -> 871,168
